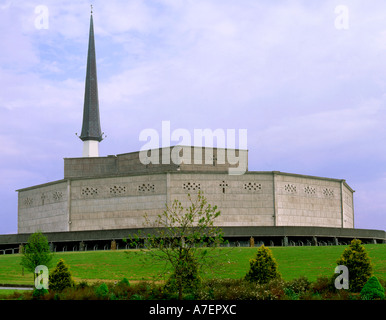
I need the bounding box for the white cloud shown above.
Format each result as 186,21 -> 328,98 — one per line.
1,1 -> 386,232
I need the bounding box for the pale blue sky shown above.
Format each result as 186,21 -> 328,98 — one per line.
0,0 -> 386,234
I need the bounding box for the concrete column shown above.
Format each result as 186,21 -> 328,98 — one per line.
283,236 -> 288,247
352,189 -> 355,228
272,171 -> 278,226
67,179 -> 72,232
312,236 -> 318,246
166,172 -> 171,207
82,140 -> 99,157
334,237 -> 338,246
340,180 -> 344,228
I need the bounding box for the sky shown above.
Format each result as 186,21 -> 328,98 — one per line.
0,0 -> 386,234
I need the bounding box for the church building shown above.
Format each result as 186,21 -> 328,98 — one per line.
1,11 -> 384,252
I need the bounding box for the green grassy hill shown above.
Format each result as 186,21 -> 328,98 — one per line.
0,244 -> 385,286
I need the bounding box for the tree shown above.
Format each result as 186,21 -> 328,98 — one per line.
164,248 -> 202,295
244,245 -> 281,284
360,276 -> 385,300
127,191 -> 227,300
20,232 -> 53,282
49,259 -> 74,292
336,239 -> 372,292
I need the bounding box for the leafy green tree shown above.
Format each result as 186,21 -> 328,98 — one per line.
20,232 -> 53,282
245,245 -> 281,284
49,259 -> 74,291
360,276 -> 385,300
164,248 -> 202,295
127,191 -> 227,300
336,239 -> 372,292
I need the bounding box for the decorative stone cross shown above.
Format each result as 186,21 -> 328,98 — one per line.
219,180 -> 228,194
41,193 -> 46,205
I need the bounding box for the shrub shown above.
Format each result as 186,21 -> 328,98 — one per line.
312,276 -> 331,294
118,278 -> 130,287
285,276 -> 311,299
76,280 -> 90,289
194,278 -> 257,300
49,259 -> 74,292
95,283 -> 109,299
32,288 -> 48,300
112,278 -> 132,299
286,276 -> 311,294
360,276 -> 385,300
193,278 -> 287,300
245,245 -> 281,284
336,239 -> 372,292
164,249 -> 202,295
284,287 -> 299,300
125,281 -> 167,300
265,278 -> 286,300
307,276 -> 339,299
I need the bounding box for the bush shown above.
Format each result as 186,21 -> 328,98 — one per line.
266,278 -> 286,300
336,239 -> 372,292
286,276 -> 311,294
32,288 -> 48,300
245,245 -> 281,284
360,276 -> 385,300
284,276 -> 311,299
193,278 -> 287,300
164,249 -> 202,295
194,279 -> 254,300
118,278 -> 130,287
95,283 -> 109,299
76,280 -> 90,289
49,259 -> 74,292
284,287 -> 299,300
111,278 -> 131,299
311,275 -> 340,298
312,276 -> 330,294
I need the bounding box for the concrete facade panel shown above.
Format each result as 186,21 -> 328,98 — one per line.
17,149 -> 356,233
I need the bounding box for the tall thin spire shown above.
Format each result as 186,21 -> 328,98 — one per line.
79,9 -> 102,156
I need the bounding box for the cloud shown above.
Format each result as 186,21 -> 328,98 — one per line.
260,98 -> 382,148
1,0 -> 386,233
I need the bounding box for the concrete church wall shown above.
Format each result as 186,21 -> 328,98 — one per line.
169,172 -> 354,229
69,174 -> 167,231
274,174 -> 353,228
18,181 -> 69,233
17,168 -> 354,233
342,184 -> 354,228
169,172 -> 275,227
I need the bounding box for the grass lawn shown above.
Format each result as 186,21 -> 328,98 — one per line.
0,244 -> 385,286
